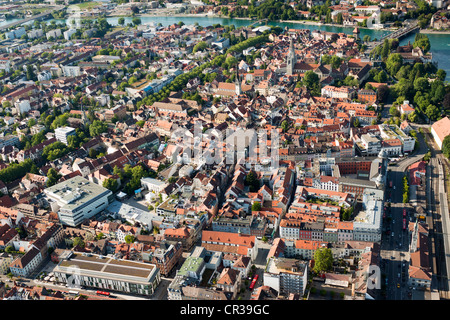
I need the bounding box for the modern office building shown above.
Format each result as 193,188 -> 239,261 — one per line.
53,250 -> 161,296
44,176 -> 114,227
55,126 -> 76,145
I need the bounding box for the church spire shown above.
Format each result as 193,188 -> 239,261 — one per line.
286,36 -> 296,76
235,63 -> 241,96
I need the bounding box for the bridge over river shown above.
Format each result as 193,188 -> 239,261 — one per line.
0,5 -> 64,32
366,21 -> 419,50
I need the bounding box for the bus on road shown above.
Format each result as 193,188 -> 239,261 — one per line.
249,275 -> 259,290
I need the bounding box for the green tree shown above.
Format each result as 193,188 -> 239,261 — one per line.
281,120 -> 289,132
341,206 -> 354,221
303,70 -> 320,96
103,178 -> 119,192
330,56 -> 342,69
424,104 -> 439,121
413,33 -> 430,53
47,168 -> 62,187
336,12 -> 343,24
225,56 -> 238,69
26,65 -> 36,81
381,39 -> 390,59
113,165 -> 124,180
193,41 -> 208,53
413,77 -> 430,92
27,118 -> 36,128
408,111 -> 419,123
67,135 -> 80,149
89,120 -> 108,137
374,70 -> 387,83
245,171 -> 260,192
343,76 -> 359,87
389,105 -> 400,117
131,17 -> 141,27
251,202 -> 262,212
125,234 -> 135,244
442,135 -> 450,159
377,85 -> 390,103
386,53 -> 403,76
0,159 -> 34,184
73,237 -> 85,248
313,247 -> 333,274
118,17 -> 125,26
436,69 -> 447,81
42,141 -> 69,161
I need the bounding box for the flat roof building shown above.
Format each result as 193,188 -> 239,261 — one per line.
44,176 -> 114,227
53,250 -> 160,296
55,126 -> 76,145
264,257 -> 308,297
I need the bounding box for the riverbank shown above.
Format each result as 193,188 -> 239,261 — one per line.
135,13 -> 223,18
420,29 -> 450,34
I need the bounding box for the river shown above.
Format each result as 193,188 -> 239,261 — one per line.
1,15 -> 449,80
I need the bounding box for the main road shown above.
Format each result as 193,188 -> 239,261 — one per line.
382,123 -> 428,300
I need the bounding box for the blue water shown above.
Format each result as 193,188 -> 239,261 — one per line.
399,31 -> 450,81
4,15 -> 450,81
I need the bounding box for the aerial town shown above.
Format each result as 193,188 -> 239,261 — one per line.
0,0 -> 449,306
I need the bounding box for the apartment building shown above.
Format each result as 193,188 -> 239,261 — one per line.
0,252 -> 13,275
201,230 -> 258,261
264,257 -> 308,297
142,241 -> 183,277
9,247 -> 43,277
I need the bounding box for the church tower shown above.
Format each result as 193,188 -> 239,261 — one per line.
80,103 -> 89,128
353,27 -> 360,42
235,64 -> 241,96
286,37 -> 296,75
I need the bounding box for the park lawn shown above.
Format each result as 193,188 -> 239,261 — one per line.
75,1 -> 102,10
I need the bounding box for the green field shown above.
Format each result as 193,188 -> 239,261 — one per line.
74,1 -> 102,10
